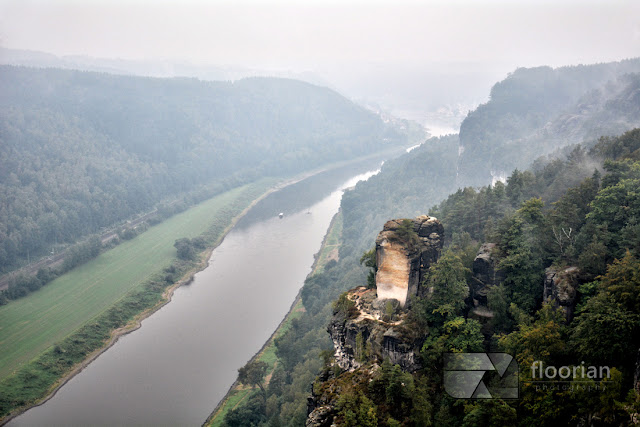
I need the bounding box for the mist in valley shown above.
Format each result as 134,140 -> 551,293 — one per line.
2,0 -> 637,133
2,1 -> 640,426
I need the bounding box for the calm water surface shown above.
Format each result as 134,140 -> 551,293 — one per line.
10,160 -> 382,426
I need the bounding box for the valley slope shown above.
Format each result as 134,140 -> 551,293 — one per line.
215,58 -> 640,426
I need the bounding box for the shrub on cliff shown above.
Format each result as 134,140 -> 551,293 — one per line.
333,292 -> 358,318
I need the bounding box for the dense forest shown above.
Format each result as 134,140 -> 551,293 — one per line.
4,57 -> 640,425
0,66 -> 414,273
457,59 -> 640,186
308,128 -> 640,426
329,60 -> 640,264
222,125 -> 640,426
217,60 -> 640,426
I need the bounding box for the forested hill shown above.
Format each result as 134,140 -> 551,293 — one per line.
300,128 -> 640,427
458,58 -> 640,186
216,130 -> 640,425
217,59 -> 640,424
0,66 -> 411,272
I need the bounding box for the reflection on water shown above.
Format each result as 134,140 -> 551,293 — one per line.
9,158 -> 384,427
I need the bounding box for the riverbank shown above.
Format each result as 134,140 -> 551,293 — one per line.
0,149 -> 397,425
204,210 -> 344,426
0,180 -> 278,425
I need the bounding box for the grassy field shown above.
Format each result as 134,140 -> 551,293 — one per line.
0,180 -> 273,381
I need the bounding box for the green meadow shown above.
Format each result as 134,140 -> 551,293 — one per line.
0,180 -> 273,381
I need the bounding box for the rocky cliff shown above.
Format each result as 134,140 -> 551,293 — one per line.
470,243 -> 502,306
307,216 -> 444,426
543,266 -> 580,321
469,246 -> 582,324
328,286 -> 422,373
468,243 -> 502,329
375,215 -> 443,306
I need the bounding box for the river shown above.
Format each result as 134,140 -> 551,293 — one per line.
9,158 -> 384,426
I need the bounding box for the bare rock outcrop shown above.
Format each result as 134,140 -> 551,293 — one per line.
326,216 -> 444,373
470,243 -> 503,306
328,287 -> 421,373
468,243 -> 504,331
543,266 -> 580,321
375,215 -> 444,306
306,404 -> 334,427
308,216 -> 445,425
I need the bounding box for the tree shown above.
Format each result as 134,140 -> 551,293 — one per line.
498,304 -> 570,424
393,219 -> 420,249
487,284 -> 512,332
587,163 -> 640,237
421,249 -> 470,326
174,238 -> 196,260
238,360 -> 268,396
571,251 -> 640,369
223,394 -> 266,427
499,303 -> 567,364
333,292 -> 358,318
505,169 -> 535,206
550,174 -> 599,260
336,391 -> 378,427
360,248 -> 377,288
598,250 -> 640,312
462,400 -> 517,427
267,364 -> 286,396
421,317 -> 484,371
497,198 -> 549,313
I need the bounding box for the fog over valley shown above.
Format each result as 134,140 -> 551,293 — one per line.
1,1 -> 640,426
2,0 -> 638,131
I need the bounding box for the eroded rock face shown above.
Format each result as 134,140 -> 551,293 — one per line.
308,216 -> 443,425
468,243 -> 502,333
328,287 -> 422,373
375,241 -> 411,305
543,266 -> 580,321
471,243 -> 502,306
306,405 -> 334,427
375,215 -> 444,306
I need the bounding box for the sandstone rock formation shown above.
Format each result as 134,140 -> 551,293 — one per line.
470,243 -> 502,306
308,216 -> 445,425
375,215 -> 444,306
326,216 -> 444,374
329,287 -> 421,373
543,266 -> 580,321
467,243 -> 503,330
305,404 -> 333,427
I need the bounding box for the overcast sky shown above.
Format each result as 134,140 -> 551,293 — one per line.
1,0 -> 638,71
1,0 -> 639,126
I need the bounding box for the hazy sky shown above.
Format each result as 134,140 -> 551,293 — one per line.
1,0 -> 639,125
1,0 -> 638,71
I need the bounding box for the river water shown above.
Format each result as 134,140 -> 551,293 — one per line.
9,158 -> 384,427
